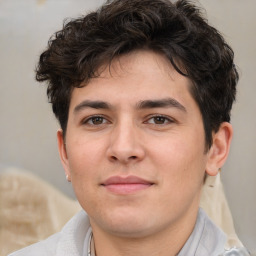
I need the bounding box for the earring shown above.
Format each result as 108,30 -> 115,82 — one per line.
66,174 -> 71,182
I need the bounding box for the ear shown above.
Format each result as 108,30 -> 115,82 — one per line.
57,129 -> 71,181
205,122 -> 233,176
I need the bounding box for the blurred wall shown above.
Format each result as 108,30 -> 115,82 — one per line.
0,0 -> 255,252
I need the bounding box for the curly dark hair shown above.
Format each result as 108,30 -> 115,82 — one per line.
36,0 -> 238,149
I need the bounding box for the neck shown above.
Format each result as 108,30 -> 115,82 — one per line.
90,207 -> 199,256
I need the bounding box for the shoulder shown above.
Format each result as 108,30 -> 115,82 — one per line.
8,210 -> 91,256
8,233 -> 61,256
220,247 -> 251,256
199,208 -> 227,254
196,209 -> 251,256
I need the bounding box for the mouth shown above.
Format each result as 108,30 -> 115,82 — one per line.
101,175 -> 154,194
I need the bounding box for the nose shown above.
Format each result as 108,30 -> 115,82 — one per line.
106,120 -> 145,164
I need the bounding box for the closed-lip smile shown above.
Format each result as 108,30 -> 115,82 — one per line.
101,175 -> 154,194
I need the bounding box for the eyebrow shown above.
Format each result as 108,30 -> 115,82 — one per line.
137,98 -> 187,112
73,97 -> 186,114
74,100 -> 111,113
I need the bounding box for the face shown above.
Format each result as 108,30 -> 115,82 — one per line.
58,50 -> 216,239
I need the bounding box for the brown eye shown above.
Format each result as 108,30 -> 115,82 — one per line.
83,116 -> 108,125
146,115 -> 173,125
91,116 -> 104,125
153,116 -> 167,124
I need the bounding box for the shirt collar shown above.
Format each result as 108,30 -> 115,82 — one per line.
177,208 -> 227,256
82,208 -> 227,256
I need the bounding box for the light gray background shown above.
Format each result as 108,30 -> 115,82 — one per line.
0,0 -> 255,252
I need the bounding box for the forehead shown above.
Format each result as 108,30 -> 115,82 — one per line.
95,50 -> 187,84
69,50 -> 195,110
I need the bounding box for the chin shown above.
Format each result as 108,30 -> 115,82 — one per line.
97,209 -> 155,238
106,223 -> 154,238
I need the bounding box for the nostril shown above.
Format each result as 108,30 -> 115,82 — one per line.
111,156 -> 118,161
109,155 -> 137,162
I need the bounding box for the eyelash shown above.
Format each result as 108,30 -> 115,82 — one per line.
82,115 -> 110,126
82,114 -> 174,126
144,115 -> 174,125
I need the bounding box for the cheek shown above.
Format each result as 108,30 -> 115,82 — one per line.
151,133 -> 206,183
66,141 -> 101,208
151,138 -> 206,211
65,137 -> 109,203
67,137 -> 104,174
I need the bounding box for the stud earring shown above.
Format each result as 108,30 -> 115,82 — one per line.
66,174 -> 71,182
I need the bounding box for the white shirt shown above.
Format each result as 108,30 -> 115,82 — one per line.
9,208 -> 250,256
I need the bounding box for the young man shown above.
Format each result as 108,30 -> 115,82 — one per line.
9,0 -> 250,255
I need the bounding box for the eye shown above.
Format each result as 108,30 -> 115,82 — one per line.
146,115 -> 173,125
83,116 -> 108,125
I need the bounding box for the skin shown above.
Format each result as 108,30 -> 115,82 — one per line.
57,50 -> 232,256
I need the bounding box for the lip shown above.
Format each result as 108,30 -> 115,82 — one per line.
101,175 -> 154,194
